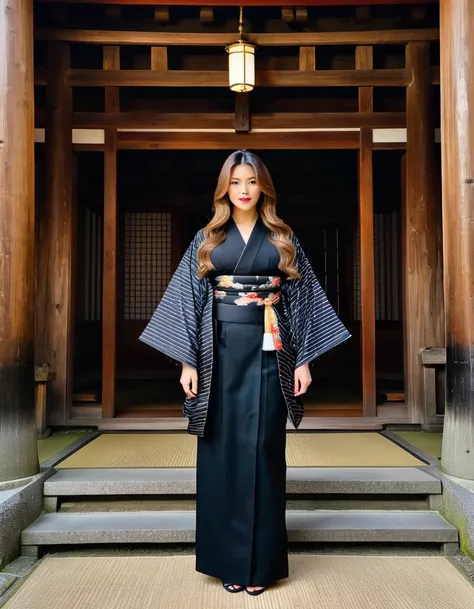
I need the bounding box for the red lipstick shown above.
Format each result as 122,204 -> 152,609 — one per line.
239,197 -> 251,202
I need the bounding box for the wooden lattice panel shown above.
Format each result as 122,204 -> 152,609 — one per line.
124,212 -> 172,321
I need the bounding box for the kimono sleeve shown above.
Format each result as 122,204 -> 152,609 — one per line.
138,232 -> 205,370
287,237 -> 351,369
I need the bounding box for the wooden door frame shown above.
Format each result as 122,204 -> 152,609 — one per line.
101,129 -> 386,420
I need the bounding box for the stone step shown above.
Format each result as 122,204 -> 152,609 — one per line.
56,496 -> 431,513
44,467 -> 442,497
21,510 -> 457,547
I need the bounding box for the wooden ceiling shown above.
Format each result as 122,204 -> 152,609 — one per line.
36,0 -> 439,5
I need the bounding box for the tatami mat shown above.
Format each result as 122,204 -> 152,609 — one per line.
5,555 -> 474,609
57,433 -> 424,468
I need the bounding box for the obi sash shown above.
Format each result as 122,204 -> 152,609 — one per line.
212,275 -> 283,351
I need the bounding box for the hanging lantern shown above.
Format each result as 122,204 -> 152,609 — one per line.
226,7 -> 256,93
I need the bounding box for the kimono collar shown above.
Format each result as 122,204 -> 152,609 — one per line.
231,215 -> 268,275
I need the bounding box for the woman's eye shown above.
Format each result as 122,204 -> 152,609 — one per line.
249,180 -> 256,185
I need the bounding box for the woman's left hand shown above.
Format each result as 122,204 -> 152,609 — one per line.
294,363 -> 312,396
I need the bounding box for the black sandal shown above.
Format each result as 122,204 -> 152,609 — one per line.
223,584 -> 245,593
245,587 -> 266,596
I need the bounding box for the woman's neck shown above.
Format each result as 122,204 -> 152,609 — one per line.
232,208 -> 258,227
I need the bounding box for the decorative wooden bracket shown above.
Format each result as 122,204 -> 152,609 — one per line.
235,93 -> 250,133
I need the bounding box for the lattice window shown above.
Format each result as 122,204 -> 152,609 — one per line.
353,212 -> 400,321
124,212 -> 172,321
84,207 -> 103,322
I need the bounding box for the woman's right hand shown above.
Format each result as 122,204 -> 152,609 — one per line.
180,364 -> 198,398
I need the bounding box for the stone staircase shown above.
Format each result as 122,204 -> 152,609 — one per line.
21,466 -> 459,556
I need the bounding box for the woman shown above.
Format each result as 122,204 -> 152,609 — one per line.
139,150 -> 350,595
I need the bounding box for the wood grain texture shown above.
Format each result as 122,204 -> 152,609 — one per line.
439,0 -> 474,479
103,46 -> 120,109
0,0 -> 38,481
66,69 -> 412,88
150,47 -> 167,71
116,131 -> 361,150
37,67 -> 445,88
356,46 -> 376,417
35,28 -> 440,46
35,42 -> 74,428
358,129 -> 376,417
356,46 -> 373,112
299,47 -> 316,71
404,41 -> 444,426
102,45 -> 119,419
36,111 -> 407,130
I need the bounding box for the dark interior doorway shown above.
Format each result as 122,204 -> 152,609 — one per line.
72,148 -> 404,419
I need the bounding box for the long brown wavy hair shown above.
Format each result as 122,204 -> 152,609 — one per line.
196,150 -> 301,280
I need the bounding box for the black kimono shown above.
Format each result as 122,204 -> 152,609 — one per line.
139,217 -> 350,587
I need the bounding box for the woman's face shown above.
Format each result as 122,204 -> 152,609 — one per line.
227,163 -> 261,212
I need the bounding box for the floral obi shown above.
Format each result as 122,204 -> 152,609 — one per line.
211,275 -> 283,351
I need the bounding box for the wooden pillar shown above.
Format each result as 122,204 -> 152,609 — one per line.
102,46 -> 119,419
356,46 -> 376,416
404,42 -> 444,424
0,0 -> 38,481
36,43 -> 74,426
439,0 -> 474,479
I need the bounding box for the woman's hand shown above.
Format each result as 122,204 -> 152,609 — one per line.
294,363 -> 312,396
180,364 -> 198,398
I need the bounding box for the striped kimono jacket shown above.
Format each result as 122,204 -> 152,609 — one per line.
139,228 -> 351,437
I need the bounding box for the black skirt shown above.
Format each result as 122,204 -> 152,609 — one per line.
195,315 -> 289,587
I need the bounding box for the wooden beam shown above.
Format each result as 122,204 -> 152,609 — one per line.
35,111 -> 407,129
300,47 -> 316,71
104,46 -> 119,111
356,46 -> 374,112
65,140 -> 404,152
35,0 -> 441,6
356,45 -> 376,418
200,7 -> 214,23
0,0 -> 38,482
439,0 -> 474,479
34,65 -> 441,88
117,131 -> 361,150
66,69 -> 412,88
295,7 -> 308,21
101,45 -> 119,420
404,41 -> 444,426
36,43 -> 74,428
282,7 -> 294,22
41,136 -> 405,151
35,28 -> 440,46
154,6 -> 169,23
